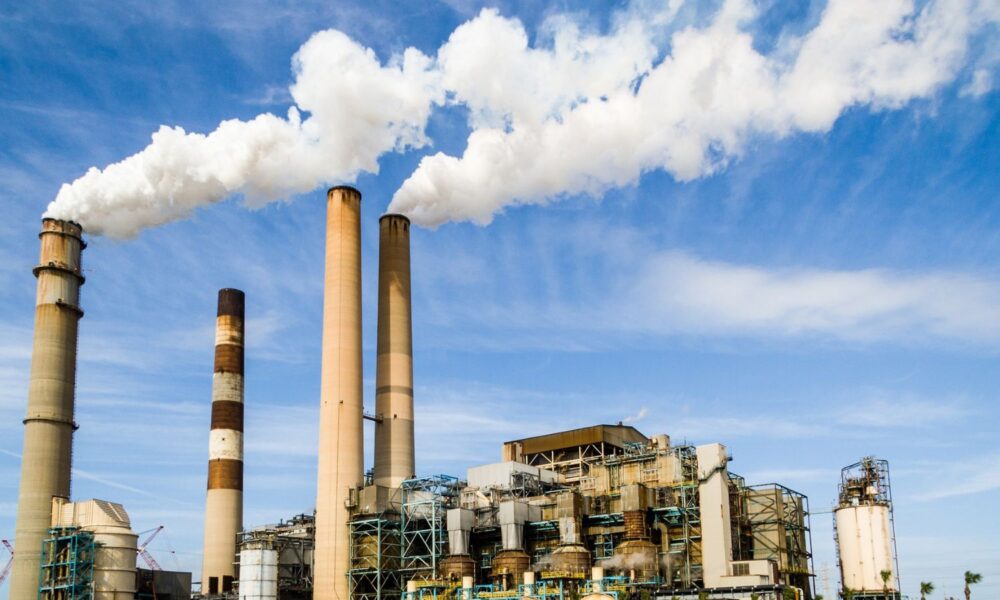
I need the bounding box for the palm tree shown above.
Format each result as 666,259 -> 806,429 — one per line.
964,571 -> 982,600
879,570 -> 892,598
919,581 -> 934,600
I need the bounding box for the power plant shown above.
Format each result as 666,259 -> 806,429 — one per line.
5,191 -> 914,600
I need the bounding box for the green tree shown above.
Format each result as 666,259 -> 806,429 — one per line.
841,587 -> 855,600
919,581 -> 934,600
880,570 -> 893,597
964,571 -> 982,600
816,595 -> 824,600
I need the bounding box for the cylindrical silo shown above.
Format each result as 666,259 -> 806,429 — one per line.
834,457 -> 899,596
202,288 -> 246,596
374,214 -> 415,489
314,186 -> 364,600
10,218 -> 86,600
239,541 -> 278,600
835,505 -> 895,592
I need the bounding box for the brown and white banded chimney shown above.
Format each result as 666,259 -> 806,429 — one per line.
314,186 -> 364,600
373,214 -> 415,488
10,219 -> 86,600
201,288 -> 245,596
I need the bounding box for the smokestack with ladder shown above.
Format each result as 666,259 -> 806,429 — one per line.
374,214 -> 415,488
10,219 -> 86,600
201,288 -> 245,596
314,186 -> 364,600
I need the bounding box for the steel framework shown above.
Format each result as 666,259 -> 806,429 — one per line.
400,476 -> 463,582
745,483 -> 814,596
39,527 -> 95,600
350,514 -> 402,600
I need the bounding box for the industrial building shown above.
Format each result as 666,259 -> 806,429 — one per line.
232,425 -> 815,600
10,188 -> 930,600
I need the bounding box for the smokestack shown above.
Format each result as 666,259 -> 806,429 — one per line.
10,218 -> 86,600
374,214 -> 415,488
314,186 -> 364,600
201,288 -> 245,596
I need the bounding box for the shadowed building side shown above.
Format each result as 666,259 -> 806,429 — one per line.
10,218 -> 86,600
374,214 -> 415,488
314,186 -> 364,600
202,288 -> 245,596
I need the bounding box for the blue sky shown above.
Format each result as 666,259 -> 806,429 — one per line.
1,1 -> 998,599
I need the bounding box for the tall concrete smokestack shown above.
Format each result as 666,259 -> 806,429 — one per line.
10,218 -> 86,600
374,214 -> 415,488
201,288 -> 245,596
314,186 -> 364,600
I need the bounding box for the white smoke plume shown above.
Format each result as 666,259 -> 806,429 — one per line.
45,0 -> 998,236
389,0 -> 998,226
45,30 -> 441,237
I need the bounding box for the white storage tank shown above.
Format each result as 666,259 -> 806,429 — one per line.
834,504 -> 895,592
51,498 -> 139,600
834,457 -> 899,596
239,542 -> 278,600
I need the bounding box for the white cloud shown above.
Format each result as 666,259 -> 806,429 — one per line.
914,453 -> 1000,500
625,252 -> 1000,342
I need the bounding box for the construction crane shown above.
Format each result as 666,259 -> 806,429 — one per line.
0,539 -> 13,587
137,526 -> 164,571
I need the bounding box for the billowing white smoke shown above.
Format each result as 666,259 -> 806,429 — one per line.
389,0 -> 997,226
45,30 -> 441,237
45,0 -> 997,236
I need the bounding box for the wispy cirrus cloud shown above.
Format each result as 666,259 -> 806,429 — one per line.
414,221 -> 1000,348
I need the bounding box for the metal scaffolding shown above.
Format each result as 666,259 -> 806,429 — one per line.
38,527 -> 95,600
350,514 -> 402,600
745,483 -> 814,595
400,475 -> 463,582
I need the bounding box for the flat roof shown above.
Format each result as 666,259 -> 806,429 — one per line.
504,424 -> 649,455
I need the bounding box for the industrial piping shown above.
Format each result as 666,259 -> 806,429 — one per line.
10,218 -> 86,600
201,288 -> 245,596
314,186 -> 364,600
373,214 -> 415,488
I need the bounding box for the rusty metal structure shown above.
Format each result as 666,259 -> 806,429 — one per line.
10,218 -> 86,600
202,288 -> 246,596
315,186 -> 366,600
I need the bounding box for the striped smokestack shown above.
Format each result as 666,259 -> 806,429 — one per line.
314,186 -> 364,600
373,214 -> 415,488
10,219 -> 85,600
201,288 -> 245,596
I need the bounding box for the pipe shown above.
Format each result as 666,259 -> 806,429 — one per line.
373,214 -> 415,488
201,288 -> 245,595
10,219 -> 85,600
314,186 -> 364,600
655,520 -> 672,585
